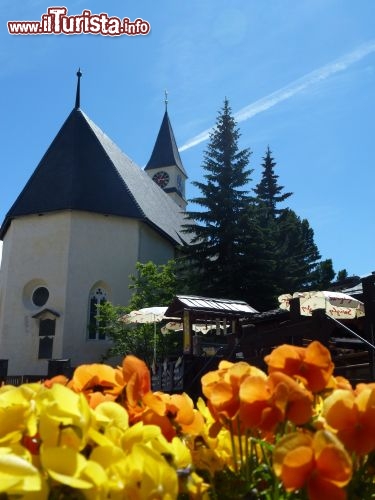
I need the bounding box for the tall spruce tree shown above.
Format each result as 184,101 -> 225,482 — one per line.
183,99 -> 253,299
254,146 -> 292,218
253,147 -> 325,295
310,258 -> 336,290
236,203 -> 280,310
275,209 -> 321,292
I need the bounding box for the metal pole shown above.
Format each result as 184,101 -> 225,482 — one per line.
153,320 -> 157,364
326,315 -> 375,351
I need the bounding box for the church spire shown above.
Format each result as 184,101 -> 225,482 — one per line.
75,68 -> 82,110
145,94 -> 187,209
144,97 -> 186,176
164,90 -> 168,111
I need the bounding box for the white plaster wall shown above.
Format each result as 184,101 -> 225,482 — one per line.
0,211 -> 177,375
0,213 -> 71,375
139,223 -> 176,265
62,211 -> 140,366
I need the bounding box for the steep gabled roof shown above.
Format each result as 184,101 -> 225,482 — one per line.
145,111 -> 187,176
0,108 -> 190,245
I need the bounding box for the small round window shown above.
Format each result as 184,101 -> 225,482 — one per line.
32,287 -> 49,307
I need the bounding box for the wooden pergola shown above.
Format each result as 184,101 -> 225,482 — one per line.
159,277 -> 375,398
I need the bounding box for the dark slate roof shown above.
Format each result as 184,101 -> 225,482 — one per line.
145,111 -> 187,176
0,108 -> 190,245
241,308 -> 289,324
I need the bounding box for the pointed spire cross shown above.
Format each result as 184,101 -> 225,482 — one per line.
164,89 -> 168,111
75,68 -> 82,110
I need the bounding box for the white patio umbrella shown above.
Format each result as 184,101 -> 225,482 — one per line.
120,306 -> 170,324
278,291 -> 365,319
161,322 -> 223,334
120,307 -> 178,362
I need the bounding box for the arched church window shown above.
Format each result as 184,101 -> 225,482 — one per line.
88,286 -> 108,340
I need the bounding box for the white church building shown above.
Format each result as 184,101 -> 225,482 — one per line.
0,72 -> 189,376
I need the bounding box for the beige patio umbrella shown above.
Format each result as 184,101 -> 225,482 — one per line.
279,290 -> 375,351
278,291 -> 365,319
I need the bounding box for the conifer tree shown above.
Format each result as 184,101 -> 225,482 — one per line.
310,259 -> 336,290
275,209 -> 321,292
254,146 -> 292,218
236,203 -> 280,310
183,99 -> 252,299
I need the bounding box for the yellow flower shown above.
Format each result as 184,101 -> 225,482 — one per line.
168,436 -> 192,470
184,471 -> 210,500
0,445 -> 46,497
41,445 -> 108,493
37,384 -> 91,450
89,444 -> 129,496
0,385 -> 39,445
189,438 -> 225,475
92,400 -> 129,431
123,443 -> 179,499
151,434 -> 192,470
120,421 -> 164,453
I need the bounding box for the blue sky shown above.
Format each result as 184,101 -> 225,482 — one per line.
0,0 -> 374,279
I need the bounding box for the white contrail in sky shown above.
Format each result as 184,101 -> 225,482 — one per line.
179,40 -> 375,152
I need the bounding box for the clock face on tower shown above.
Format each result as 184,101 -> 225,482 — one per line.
152,171 -> 170,188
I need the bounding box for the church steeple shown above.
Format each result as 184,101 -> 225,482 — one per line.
164,89 -> 168,112
75,68 -> 82,110
145,94 -> 187,209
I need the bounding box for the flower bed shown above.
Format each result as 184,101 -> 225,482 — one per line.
0,341 -> 374,499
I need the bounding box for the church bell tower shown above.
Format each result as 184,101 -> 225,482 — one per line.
145,92 -> 187,210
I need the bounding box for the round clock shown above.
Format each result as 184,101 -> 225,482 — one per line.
152,171 -> 169,188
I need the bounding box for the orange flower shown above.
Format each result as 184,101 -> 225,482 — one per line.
323,386 -> 375,455
326,375 -> 353,391
121,355 -> 154,422
273,430 -> 352,500
122,356 -> 151,401
201,360 -> 266,423
264,341 -> 334,392
142,392 -> 204,441
239,371 -> 313,433
43,374 -> 69,388
68,363 -> 125,408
